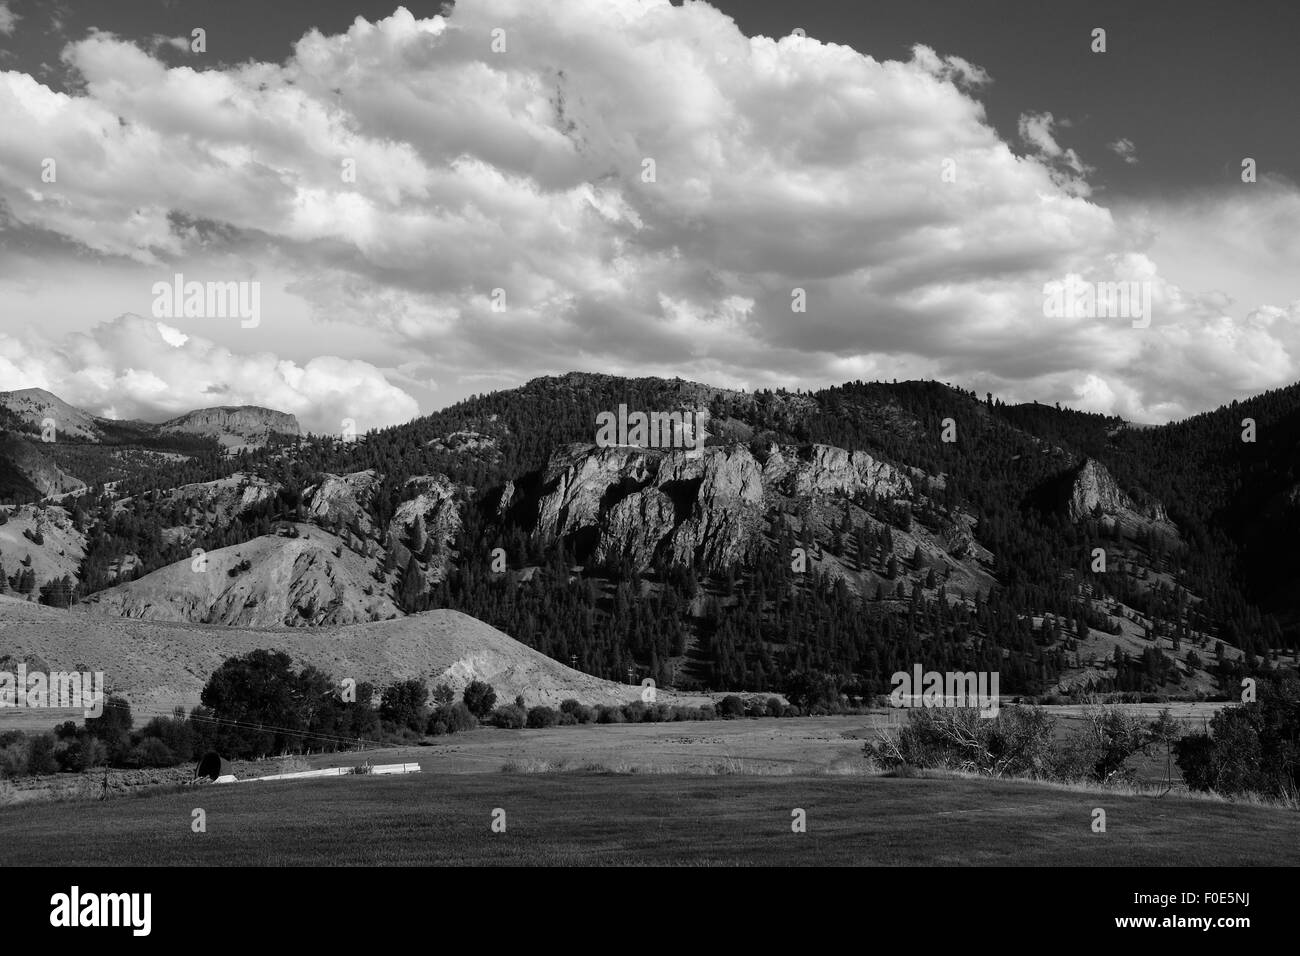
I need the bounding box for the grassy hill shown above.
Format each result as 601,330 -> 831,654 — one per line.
0,596 -> 710,716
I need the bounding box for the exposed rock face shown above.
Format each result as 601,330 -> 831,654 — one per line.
305,470 -> 381,539
385,476 -> 461,585
158,405 -> 301,450
534,441 -> 916,573
764,443 -> 913,500
79,524 -> 399,627
1065,458 -> 1173,531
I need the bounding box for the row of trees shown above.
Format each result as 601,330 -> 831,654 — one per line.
869,677 -> 1300,801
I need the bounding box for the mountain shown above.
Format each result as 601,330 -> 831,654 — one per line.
7,372 -> 1299,704
0,390 -> 302,507
157,405 -> 300,451
0,387 -> 105,442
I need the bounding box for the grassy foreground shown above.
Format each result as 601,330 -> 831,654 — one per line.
1,771 -> 1296,866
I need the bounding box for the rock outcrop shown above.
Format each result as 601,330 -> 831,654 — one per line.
533,440 -> 918,573
305,470 -> 382,539
1064,458 -> 1174,533
157,405 -> 301,450
385,476 -> 461,585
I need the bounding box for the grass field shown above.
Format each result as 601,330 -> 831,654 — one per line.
2,769 -> 1296,866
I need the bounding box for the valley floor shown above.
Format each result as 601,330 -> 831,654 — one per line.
2,769 -> 1295,866
3,712 -> 1293,867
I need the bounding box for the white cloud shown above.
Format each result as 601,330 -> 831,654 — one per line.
0,0 -> 1295,427
1018,110 -> 1093,195
0,314 -> 418,434
0,2 -> 19,36
1108,137 -> 1138,165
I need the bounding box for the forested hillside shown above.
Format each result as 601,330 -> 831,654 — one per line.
4,373 -> 1298,702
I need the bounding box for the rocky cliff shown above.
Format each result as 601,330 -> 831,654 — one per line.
1065,458 -> 1174,533
157,405 -> 301,450
533,440 -> 920,573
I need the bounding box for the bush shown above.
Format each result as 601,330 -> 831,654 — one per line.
0,740 -> 29,779
557,711 -> 577,726
428,702 -> 477,735
55,737 -> 106,773
718,696 -> 746,719
85,695 -> 133,742
140,714 -> 196,763
127,738 -> 177,768
379,678 -> 430,733
697,704 -> 717,721
26,733 -> 60,775
1176,676 -> 1300,798
765,697 -> 784,718
462,680 -> 497,720
490,704 -> 527,729
559,698 -> 583,716
526,705 -> 559,728
868,706 -> 1057,778
596,705 -> 625,724
623,701 -> 648,723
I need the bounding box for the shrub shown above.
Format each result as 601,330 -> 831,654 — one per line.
718,696 -> 745,719
559,698 -> 583,716
765,697 -> 784,718
526,706 -> 559,729
557,711 -> 577,726
490,704 -> 527,729
140,714 -> 196,763
379,678 -> 430,733
0,740 -> 29,779
85,695 -> 133,742
868,706 -> 1057,778
429,702 -> 477,735
1176,676 -> 1299,798
697,704 -> 717,721
127,738 -> 177,768
462,680 -> 497,720
26,733 -> 60,775
596,705 -> 625,724
56,737 -> 106,773
623,701 -> 648,723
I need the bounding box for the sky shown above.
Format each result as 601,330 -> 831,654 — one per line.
1,0 -> 1299,434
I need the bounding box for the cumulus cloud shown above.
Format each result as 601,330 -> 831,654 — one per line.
0,314 -> 418,433
1108,137 -> 1138,165
0,2 -> 18,36
1018,111 -> 1093,195
0,0 -> 1295,427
